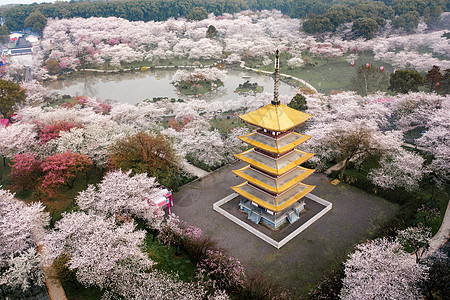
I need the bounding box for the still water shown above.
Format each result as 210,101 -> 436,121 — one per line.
46,69 -> 297,104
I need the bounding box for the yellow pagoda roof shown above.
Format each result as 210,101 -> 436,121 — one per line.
233,165 -> 315,194
239,103 -> 312,132
231,181 -> 315,212
239,131 -> 311,154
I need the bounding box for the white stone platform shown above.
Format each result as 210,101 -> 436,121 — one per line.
213,193 -> 332,249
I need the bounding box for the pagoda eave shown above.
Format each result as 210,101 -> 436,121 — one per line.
234,148 -> 315,176
231,181 -> 315,213
238,132 -> 311,154
233,165 -> 315,194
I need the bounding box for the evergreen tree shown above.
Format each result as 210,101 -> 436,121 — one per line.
424,65 -> 442,93
24,10 -> 47,36
0,80 -> 27,119
288,93 -> 308,111
388,70 -> 423,94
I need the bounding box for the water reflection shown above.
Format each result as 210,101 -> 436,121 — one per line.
46,69 -> 297,104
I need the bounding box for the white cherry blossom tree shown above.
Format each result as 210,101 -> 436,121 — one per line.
340,237 -> 428,300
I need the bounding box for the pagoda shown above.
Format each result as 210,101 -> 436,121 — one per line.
231,50 -> 315,229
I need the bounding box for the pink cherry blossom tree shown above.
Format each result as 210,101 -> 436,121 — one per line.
9,153 -> 42,191
41,151 -> 93,197
197,249 -> 246,293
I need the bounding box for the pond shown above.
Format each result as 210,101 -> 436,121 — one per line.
46,69 -> 298,104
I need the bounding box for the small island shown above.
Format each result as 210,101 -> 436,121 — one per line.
234,80 -> 263,94
171,68 -> 226,96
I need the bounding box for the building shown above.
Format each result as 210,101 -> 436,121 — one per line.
231,50 -> 315,229
6,29 -> 39,56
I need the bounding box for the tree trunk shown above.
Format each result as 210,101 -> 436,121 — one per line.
339,157 -> 350,180
69,272 -> 79,288
2,156 -> 5,167
67,178 -> 76,189
1,285 -> 6,300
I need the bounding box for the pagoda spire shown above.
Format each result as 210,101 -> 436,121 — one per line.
272,49 -> 280,105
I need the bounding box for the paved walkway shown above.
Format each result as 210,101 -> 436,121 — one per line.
403,142 -> 430,152
35,244 -> 67,300
180,159 -> 209,178
41,258 -> 68,300
239,61 -> 318,93
429,199 -> 450,253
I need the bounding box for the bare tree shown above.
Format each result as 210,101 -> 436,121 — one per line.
325,125 -> 377,179
350,65 -> 388,96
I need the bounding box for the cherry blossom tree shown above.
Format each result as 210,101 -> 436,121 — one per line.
43,211 -> 152,289
368,148 -> 425,192
157,214 -> 202,247
396,226 -> 432,263
9,153 -> 42,191
101,266 -> 207,300
162,118 -> 226,168
41,151 -> 93,197
0,247 -> 44,292
0,122 -> 38,159
340,237 -> 428,300
0,189 -> 49,293
197,249 -> 246,293
0,190 -> 49,260
76,170 -> 165,228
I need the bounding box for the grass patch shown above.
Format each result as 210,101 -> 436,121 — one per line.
247,51 -> 395,95
0,157 -> 12,187
338,156 -> 448,236
404,126 -> 427,144
144,234 -> 197,282
61,281 -> 103,300
209,116 -> 246,134
174,80 -> 223,96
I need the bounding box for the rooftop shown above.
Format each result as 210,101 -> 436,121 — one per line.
239,103 -> 312,132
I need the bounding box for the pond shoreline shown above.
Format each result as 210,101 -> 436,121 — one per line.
49,61 -> 314,94
46,66 -> 299,104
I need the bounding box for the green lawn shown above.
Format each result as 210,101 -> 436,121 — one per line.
246,51 -> 396,95
209,116 -> 247,134
342,154 -> 448,236
144,235 -> 197,282
62,282 -> 103,300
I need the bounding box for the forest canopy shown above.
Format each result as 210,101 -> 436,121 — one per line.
2,0 -> 447,32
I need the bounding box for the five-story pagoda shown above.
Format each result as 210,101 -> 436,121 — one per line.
231,50 -> 315,229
